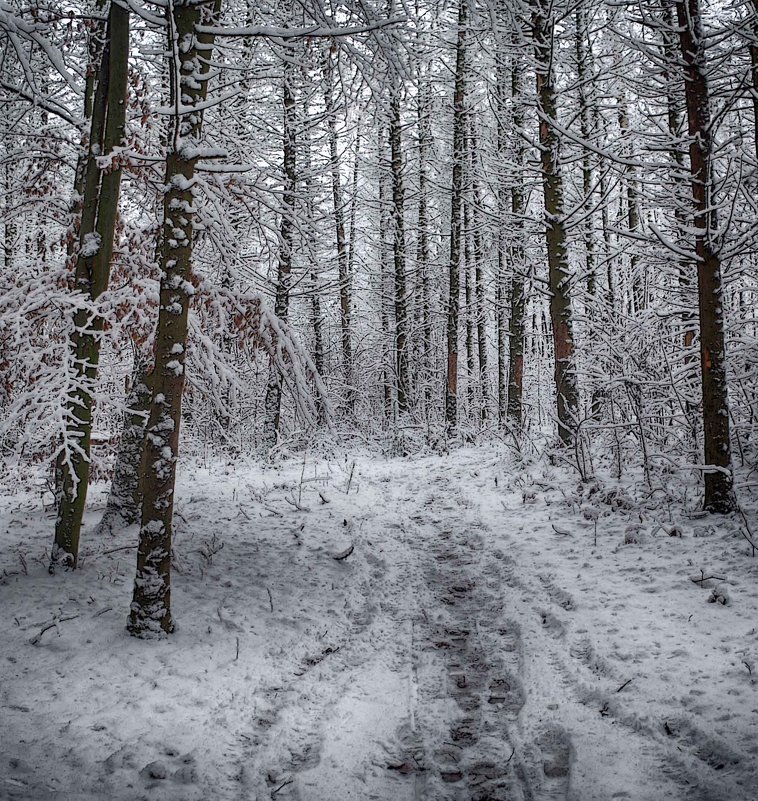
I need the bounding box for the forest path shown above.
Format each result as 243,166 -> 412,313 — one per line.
244,451 -> 709,801
3,448 -> 756,801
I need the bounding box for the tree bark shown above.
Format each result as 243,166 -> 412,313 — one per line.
98,354 -> 152,534
416,73 -> 433,411
469,122 -> 488,424
389,88 -> 409,414
323,47 -> 355,414
446,0 -> 467,436
262,54 -> 297,451
128,0 -> 221,637
675,0 -> 736,512
532,0 -> 579,445
51,0 -> 129,570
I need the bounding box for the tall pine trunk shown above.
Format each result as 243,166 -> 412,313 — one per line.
128,0 -> 221,637
446,0 -> 467,436
675,0 -> 736,512
389,89 -> 409,414
532,0 -> 578,445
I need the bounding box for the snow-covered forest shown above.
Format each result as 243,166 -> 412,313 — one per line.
2,0 -> 758,798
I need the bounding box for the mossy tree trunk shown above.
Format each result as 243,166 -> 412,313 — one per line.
51,1 -> 129,570
128,0 -> 221,637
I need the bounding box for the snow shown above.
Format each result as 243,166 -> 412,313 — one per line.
2,446 -> 758,800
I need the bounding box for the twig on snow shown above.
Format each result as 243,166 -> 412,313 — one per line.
101,545 -> 134,556
690,570 -> 726,585
616,678 -> 633,693
271,779 -> 293,796
30,614 -> 80,645
551,523 -> 573,537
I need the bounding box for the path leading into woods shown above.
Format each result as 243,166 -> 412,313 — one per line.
2,448 -> 758,801
227,454 -> 755,801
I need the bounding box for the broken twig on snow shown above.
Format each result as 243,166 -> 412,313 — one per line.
333,543 -> 354,561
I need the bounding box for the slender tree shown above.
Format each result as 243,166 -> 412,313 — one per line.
323,46 -> 355,414
51,0 -> 129,570
262,52 -> 297,450
389,86 -> 410,414
445,0 -> 467,436
128,0 -> 221,637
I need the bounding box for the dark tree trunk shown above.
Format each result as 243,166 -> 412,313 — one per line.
323,47 -> 355,414
262,55 -> 297,450
532,0 -> 579,445
446,0 -> 467,436
416,76 -> 433,410
676,0 -> 736,512
128,0 -> 221,637
51,1 -> 129,570
98,354 -> 152,534
389,89 -> 409,414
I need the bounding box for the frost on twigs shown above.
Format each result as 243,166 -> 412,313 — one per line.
186,283 -> 332,436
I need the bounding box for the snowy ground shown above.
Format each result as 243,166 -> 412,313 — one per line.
2,445 -> 758,801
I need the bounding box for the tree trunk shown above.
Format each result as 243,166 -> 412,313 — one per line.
464,180 -> 475,417
675,0 -> 736,512
378,128 -> 393,424
469,121 -> 488,424
97,354 -> 152,534
446,0 -> 467,436
618,102 -> 643,313
750,0 -> 758,164
532,0 -> 579,445
574,3 -> 596,295
262,54 -> 297,451
416,75 -> 433,411
323,47 -> 354,414
51,0 -> 129,570
389,88 -> 409,415
128,0 -> 221,637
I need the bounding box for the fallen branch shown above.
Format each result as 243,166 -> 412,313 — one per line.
30,614 -> 80,645
284,495 -> 311,512
616,678 -> 633,693
101,545 -> 134,556
551,524 -> 573,537
690,570 -> 726,585
271,779 -> 293,796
